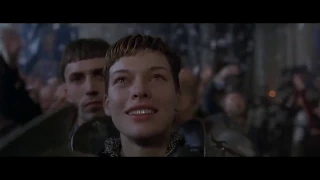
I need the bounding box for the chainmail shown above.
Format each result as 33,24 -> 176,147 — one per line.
101,132 -> 183,157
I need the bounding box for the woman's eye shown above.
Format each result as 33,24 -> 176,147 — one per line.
114,77 -> 126,84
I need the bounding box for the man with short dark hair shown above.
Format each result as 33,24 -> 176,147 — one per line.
61,38 -> 110,127
60,38 -> 120,153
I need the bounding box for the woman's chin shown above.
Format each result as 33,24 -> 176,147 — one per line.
124,128 -> 164,140
130,132 -> 158,140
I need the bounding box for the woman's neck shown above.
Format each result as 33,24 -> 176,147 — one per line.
120,130 -> 172,157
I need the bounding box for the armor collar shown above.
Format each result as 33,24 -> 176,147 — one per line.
101,132 -> 183,157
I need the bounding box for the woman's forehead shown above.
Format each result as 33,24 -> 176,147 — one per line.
109,51 -> 171,74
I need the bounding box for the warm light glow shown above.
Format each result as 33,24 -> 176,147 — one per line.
268,90 -> 276,98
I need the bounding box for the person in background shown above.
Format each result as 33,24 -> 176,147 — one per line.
39,85 -> 57,112
1,27 -> 22,69
55,83 -> 66,99
38,77 -> 61,112
175,67 -> 207,156
60,38 -> 111,143
205,91 -> 247,135
26,77 -> 43,104
30,31 -> 60,83
204,90 -> 255,156
197,66 -> 213,104
49,83 -> 67,111
291,73 -> 320,156
48,83 -> 69,112
201,64 -> 241,115
47,77 -> 60,87
0,27 -> 42,125
175,68 -> 199,125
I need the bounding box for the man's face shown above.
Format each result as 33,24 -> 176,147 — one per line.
64,58 -> 105,123
105,51 -> 179,140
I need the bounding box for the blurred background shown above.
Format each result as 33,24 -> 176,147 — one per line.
1,23 -> 320,156
1,23 -> 318,99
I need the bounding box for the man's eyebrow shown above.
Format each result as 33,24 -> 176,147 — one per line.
91,68 -> 104,73
68,71 -> 83,77
69,68 -> 103,75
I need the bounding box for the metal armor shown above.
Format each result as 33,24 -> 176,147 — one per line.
70,116 -> 119,155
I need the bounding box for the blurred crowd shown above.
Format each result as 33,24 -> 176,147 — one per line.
0,24 -> 319,157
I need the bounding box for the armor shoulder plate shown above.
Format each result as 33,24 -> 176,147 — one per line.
206,132 -> 247,157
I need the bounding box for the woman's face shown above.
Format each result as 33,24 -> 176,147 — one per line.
104,51 -> 179,140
